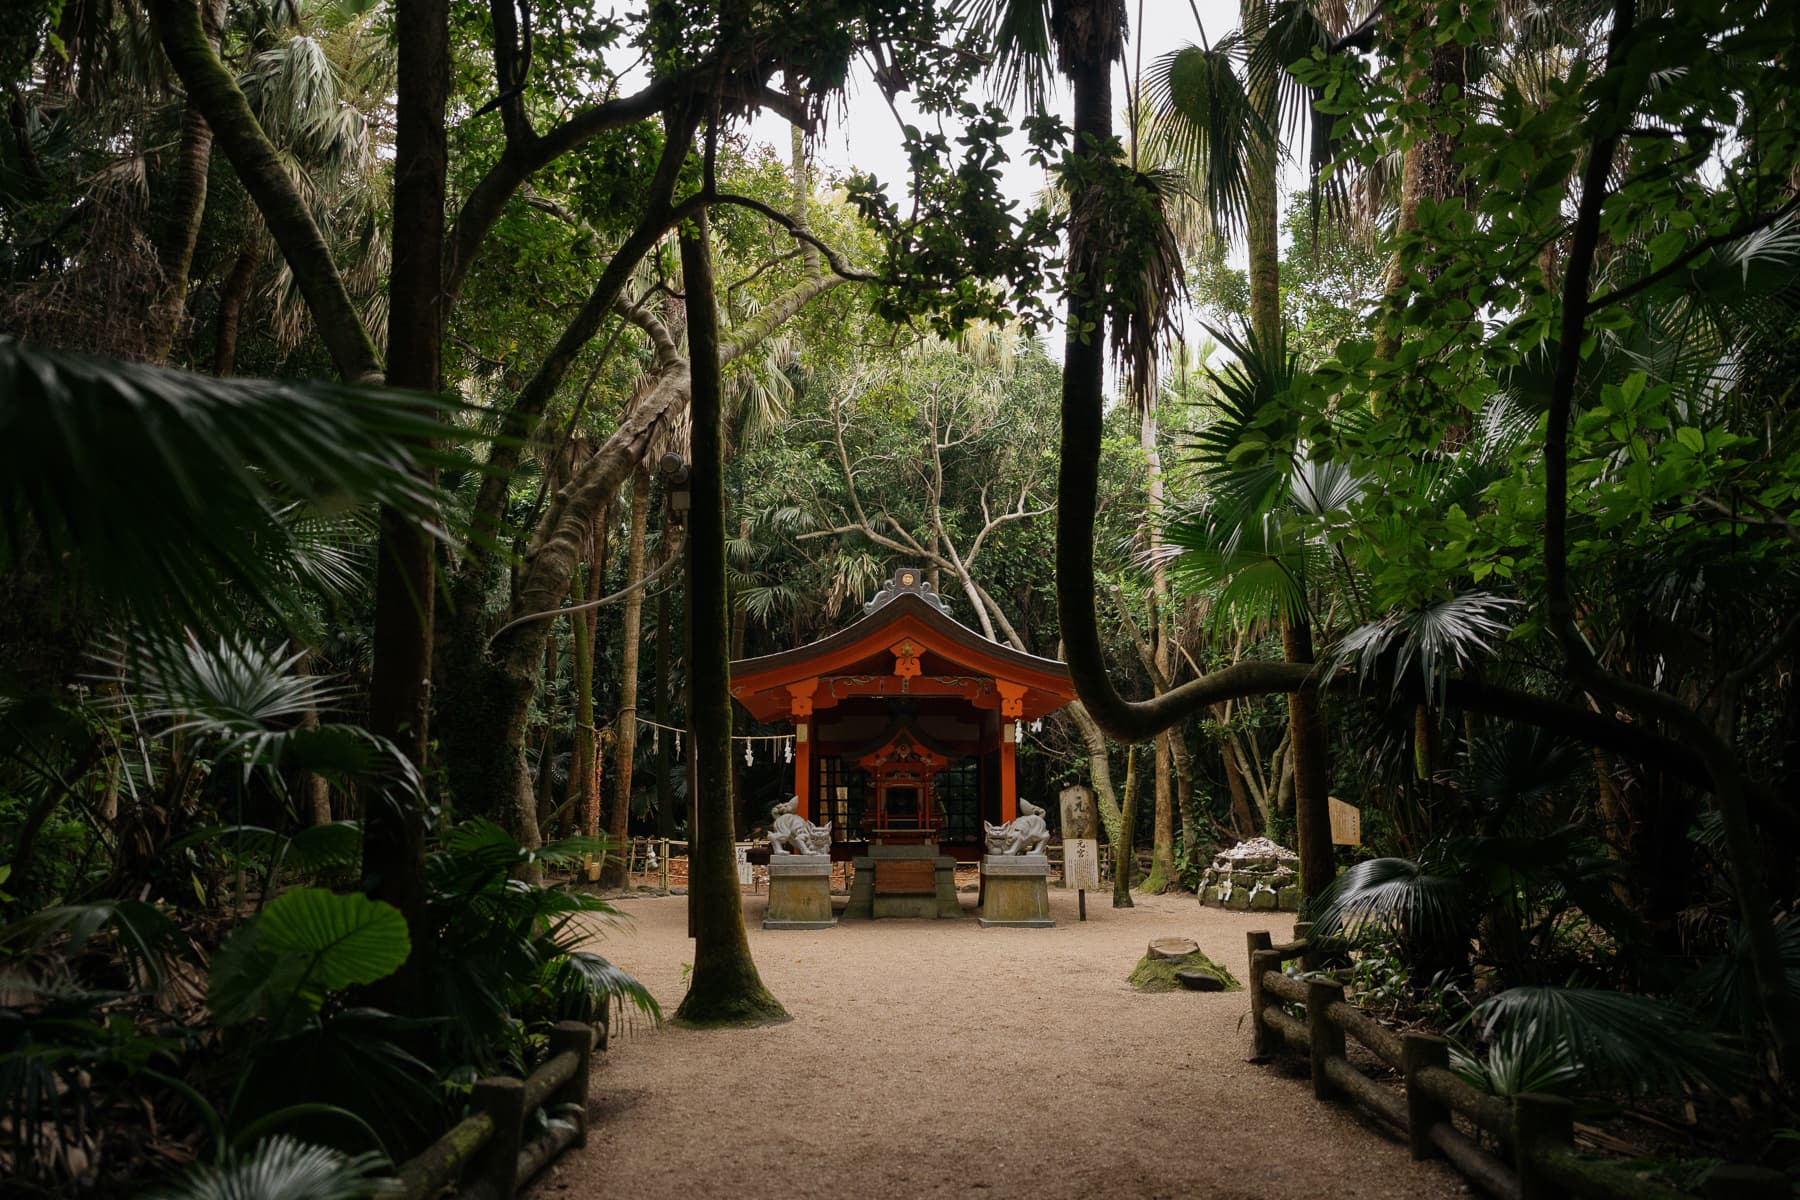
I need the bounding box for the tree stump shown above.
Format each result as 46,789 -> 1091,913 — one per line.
1148,937 -> 1200,961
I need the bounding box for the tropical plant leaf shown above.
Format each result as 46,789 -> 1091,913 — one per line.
1326,592 -> 1518,709
255,888 -> 410,992
0,336 -> 460,637
145,1134 -> 390,1200
1686,918 -> 1800,1041
1466,986 -> 1750,1097
1308,856 -> 1473,952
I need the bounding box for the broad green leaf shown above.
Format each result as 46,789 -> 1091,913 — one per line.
256,888 -> 410,992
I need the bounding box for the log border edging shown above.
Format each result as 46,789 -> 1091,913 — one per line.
1244,931 -> 1786,1200
392,1015 -> 608,1200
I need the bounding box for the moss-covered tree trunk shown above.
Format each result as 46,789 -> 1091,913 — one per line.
1283,619 -> 1332,899
673,208 -> 784,1026
1143,732 -> 1174,892
602,466 -> 651,886
1112,744 -> 1137,908
211,234 -> 257,377
146,0 -> 226,364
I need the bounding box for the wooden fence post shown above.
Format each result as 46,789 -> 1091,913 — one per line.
472,1076 -> 526,1199
1401,1033 -> 1451,1161
1514,1092 -> 1574,1200
549,1021 -> 594,1148
1246,932 -> 1274,1059
1307,978 -> 1346,1101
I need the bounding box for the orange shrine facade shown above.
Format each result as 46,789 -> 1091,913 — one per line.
729,569 -> 1077,860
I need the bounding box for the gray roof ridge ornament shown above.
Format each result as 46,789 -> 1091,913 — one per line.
864,566 -> 952,615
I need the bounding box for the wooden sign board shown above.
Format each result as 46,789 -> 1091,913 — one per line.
1059,784 -> 1096,841
1064,837 -> 1101,891
1328,797 -> 1362,846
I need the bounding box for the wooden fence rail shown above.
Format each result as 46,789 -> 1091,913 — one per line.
1245,931 -> 1787,1200
392,1016 -> 606,1200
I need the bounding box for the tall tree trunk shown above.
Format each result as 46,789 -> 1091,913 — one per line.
1143,733 -> 1174,892
1221,741 -> 1255,837
1065,698 -> 1123,844
1376,1 -> 1466,361
570,569 -> 598,844
1167,725 -> 1202,857
148,0 -> 226,364
1244,0 -> 1281,350
1283,619 -> 1332,899
211,232 -> 257,376
673,208 -> 784,1026
655,575 -> 675,838
1113,744 -> 1137,908
363,0 -> 445,1011
296,650 -> 332,825
602,465 -> 651,887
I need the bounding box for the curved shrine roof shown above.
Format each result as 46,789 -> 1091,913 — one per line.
729,569 -> 1075,724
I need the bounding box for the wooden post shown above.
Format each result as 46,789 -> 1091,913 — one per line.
999,720 -> 1018,822
1308,978 -> 1346,1100
1402,1033 -> 1451,1161
792,720 -> 811,819
1292,919 -> 1316,971
1514,1092 -> 1574,1200
660,837 -> 669,891
471,1076 -> 525,1198
548,1021 -> 593,1148
1247,938 -> 1277,1060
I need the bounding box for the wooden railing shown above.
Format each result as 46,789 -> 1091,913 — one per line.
1246,931 -> 1787,1200
391,1017 -> 605,1200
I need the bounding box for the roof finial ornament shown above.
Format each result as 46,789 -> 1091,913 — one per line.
864,566 -> 952,615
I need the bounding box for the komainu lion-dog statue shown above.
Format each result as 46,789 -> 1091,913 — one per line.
983,796 -> 1050,856
767,796 -> 831,855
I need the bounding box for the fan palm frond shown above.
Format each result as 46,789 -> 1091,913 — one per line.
146,1135 -> 390,1200
1466,986 -> 1750,1096
1145,40 -> 1269,240
1326,591 -> 1518,709
0,337 -> 459,636
955,0 -> 1055,106
1308,856 -> 1474,951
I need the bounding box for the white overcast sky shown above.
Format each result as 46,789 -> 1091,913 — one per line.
742,1 -> 1267,205
601,3 -> 1314,359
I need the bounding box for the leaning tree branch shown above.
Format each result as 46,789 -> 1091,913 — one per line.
707,191 -> 877,282
149,0 -> 382,384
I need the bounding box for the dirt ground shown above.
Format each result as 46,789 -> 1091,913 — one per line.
536,887 -> 1466,1200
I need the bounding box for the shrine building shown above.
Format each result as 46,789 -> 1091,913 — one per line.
729,568 -> 1078,862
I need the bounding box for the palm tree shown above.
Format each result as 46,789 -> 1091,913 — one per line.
1163,323 -> 1357,898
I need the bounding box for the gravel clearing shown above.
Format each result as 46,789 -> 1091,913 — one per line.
536,887 -> 1465,1200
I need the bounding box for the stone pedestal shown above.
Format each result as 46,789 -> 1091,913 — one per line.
763,854 -> 836,930
843,844 -> 961,919
978,854 -> 1053,928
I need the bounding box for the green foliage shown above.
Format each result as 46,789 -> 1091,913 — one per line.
207,888 -> 410,1032
145,1134 -> 391,1200
1462,986 -> 1750,1099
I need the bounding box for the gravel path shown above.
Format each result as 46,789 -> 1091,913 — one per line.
537,887 -> 1464,1200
